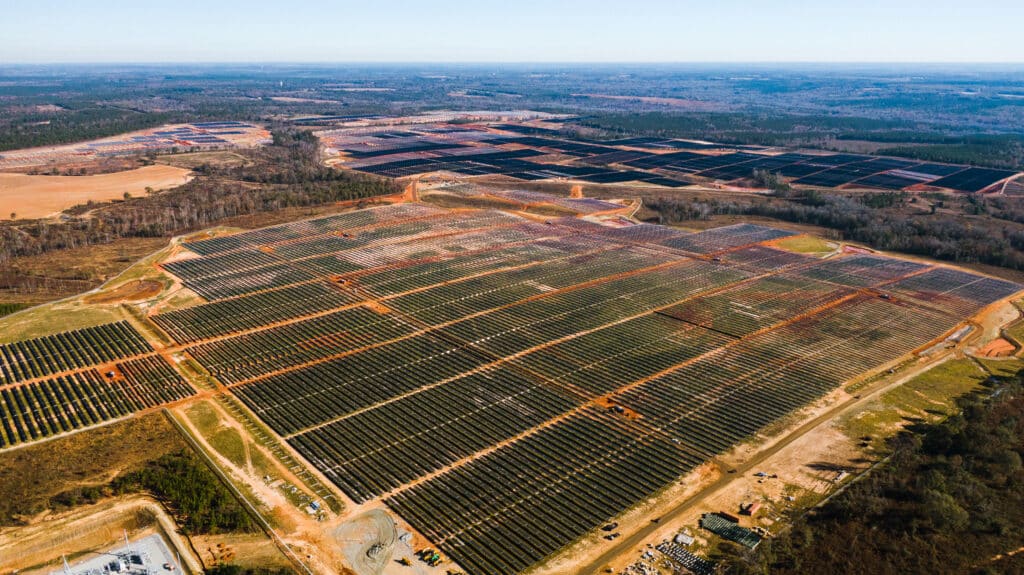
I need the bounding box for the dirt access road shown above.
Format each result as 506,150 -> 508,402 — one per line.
0,495 -> 203,574
574,345 -> 968,574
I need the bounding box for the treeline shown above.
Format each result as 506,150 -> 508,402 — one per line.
0,129 -> 399,264
578,112 -> 917,147
578,112 -> 1024,169
645,192 -> 1024,271
0,302 -> 27,317
876,138 -> 1024,170
0,106 -> 175,152
111,450 -> 255,535
718,370 -> 1024,574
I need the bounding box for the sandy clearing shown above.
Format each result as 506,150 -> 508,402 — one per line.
0,164 -> 193,219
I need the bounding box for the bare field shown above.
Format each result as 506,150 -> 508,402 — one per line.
0,165 -> 193,219
83,279 -> 163,304
158,150 -> 251,170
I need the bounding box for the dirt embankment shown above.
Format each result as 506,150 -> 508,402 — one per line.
0,165 -> 193,219
84,280 -> 163,304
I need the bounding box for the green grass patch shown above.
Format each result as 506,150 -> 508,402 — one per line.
209,427 -> 247,469
974,357 -> 1024,378
0,301 -> 128,343
0,303 -> 28,318
248,444 -> 275,478
841,359 -> 987,451
187,401 -> 248,468
186,401 -> 221,436
880,359 -> 986,415
1004,318 -> 1024,347
773,235 -> 835,255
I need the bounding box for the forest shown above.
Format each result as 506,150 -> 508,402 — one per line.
718,370 -> 1024,575
579,113 -> 1024,170
111,450 -> 255,535
0,106 -> 174,152
645,190 -> 1024,272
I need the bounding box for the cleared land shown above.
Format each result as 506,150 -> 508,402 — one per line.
0,165 -> 193,219
0,122 -> 270,171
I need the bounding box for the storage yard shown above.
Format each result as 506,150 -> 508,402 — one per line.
0,191 -> 1021,574
319,116 -> 1023,193
0,122 -> 270,171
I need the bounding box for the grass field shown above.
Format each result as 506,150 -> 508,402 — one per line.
773,234 -> 836,255
158,150 -> 251,170
187,401 -> 249,468
0,301 -> 130,343
1004,301 -> 1024,345
841,358 -> 990,450
0,413 -> 186,525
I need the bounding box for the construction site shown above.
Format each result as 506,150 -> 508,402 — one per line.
0,176 -> 1022,575
0,122 -> 270,172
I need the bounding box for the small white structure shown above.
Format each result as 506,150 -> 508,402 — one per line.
673,532 -> 695,546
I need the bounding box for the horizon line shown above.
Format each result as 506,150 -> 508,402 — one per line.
4,60 -> 1024,67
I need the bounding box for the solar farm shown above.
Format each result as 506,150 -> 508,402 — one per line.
321,118 -> 1023,193
0,196 -> 1020,572
0,121 -> 270,170
62,202 -> 1008,574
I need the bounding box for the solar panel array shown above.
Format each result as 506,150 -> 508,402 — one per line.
0,122 -> 270,170
320,121 -> 1021,193
154,202 -> 1022,575
0,322 -> 195,448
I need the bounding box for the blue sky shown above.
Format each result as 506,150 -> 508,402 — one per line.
2,0 -> 1023,63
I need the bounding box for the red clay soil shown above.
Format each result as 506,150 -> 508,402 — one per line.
976,337 -> 1016,357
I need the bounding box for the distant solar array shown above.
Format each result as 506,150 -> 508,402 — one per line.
0,122 -> 271,170
318,120 -> 1021,193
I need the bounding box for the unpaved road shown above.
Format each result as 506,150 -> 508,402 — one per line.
576,350 -> 958,574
